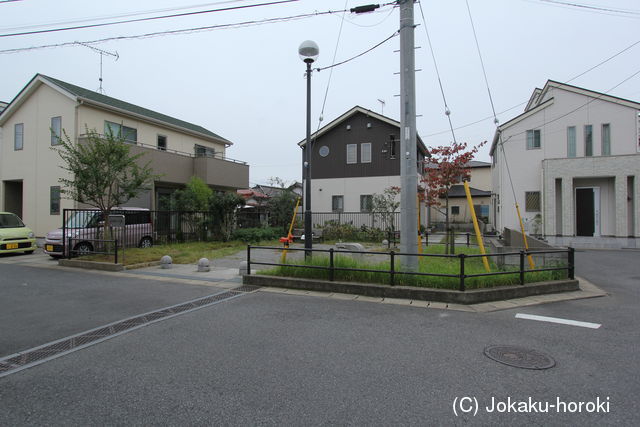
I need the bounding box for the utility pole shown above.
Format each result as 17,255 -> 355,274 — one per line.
399,0 -> 419,271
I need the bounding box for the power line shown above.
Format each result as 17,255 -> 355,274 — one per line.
0,0 -> 299,38
0,0 -> 249,32
530,0 -> 640,17
0,9 -> 351,54
418,0 -> 457,143
315,30 -> 399,72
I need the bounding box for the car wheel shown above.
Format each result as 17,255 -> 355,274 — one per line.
24,250 -> 34,255
74,242 -> 93,255
139,237 -> 153,248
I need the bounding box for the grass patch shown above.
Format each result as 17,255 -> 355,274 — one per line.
262,246 -> 567,290
82,240 -> 278,265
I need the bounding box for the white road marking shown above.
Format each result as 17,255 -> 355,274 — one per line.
515,313 -> 601,329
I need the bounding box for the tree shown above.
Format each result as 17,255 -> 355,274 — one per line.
265,177 -> 299,232
422,141 -> 486,253
209,191 -> 245,241
54,127 -> 158,232
170,176 -> 214,240
371,186 -> 401,239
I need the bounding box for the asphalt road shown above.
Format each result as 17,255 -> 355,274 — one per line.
0,250 -> 638,426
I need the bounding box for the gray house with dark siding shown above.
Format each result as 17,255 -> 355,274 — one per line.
298,106 -> 428,218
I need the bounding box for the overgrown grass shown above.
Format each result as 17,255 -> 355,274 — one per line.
82,240 -> 278,265
262,246 -> 567,290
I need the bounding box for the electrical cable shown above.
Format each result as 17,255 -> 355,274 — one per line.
314,30 -> 399,72
528,0 -> 640,17
0,0 -> 299,38
418,0 -> 457,143
0,9 -> 351,54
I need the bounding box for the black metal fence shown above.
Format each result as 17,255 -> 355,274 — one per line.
246,245 -> 575,291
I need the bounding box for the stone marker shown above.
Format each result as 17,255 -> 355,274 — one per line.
160,255 -> 172,269
197,258 -> 210,272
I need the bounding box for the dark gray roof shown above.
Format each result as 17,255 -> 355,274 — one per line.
440,184 -> 491,198
467,160 -> 490,168
40,74 -> 230,143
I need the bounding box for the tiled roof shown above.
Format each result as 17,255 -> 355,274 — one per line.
41,74 -> 230,143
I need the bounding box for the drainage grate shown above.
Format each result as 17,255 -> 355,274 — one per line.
0,290 -> 243,378
484,345 -> 556,370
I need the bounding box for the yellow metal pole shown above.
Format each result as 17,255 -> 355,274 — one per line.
463,181 -> 491,272
417,194 -> 423,254
281,197 -> 301,264
515,203 -> 535,269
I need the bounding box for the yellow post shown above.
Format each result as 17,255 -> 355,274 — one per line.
463,181 -> 491,272
280,197 -> 301,264
515,203 -> 535,269
417,194 -> 423,254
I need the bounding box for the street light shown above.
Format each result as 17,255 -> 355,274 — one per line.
299,40 -> 319,258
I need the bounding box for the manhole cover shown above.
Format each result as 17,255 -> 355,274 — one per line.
484,345 -> 555,370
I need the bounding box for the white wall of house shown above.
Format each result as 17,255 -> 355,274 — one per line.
492,82 -> 640,247
0,83 -> 76,235
77,105 -> 226,157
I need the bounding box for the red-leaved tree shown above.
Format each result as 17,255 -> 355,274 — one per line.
422,141 -> 486,253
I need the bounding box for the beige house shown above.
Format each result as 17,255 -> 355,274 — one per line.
427,161 -> 492,228
0,74 -> 249,236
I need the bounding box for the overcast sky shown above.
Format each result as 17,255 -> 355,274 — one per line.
1,0 -> 639,186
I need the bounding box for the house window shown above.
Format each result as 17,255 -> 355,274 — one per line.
567,126 -> 576,157
360,195 -> 373,212
451,206 -> 460,215
346,144 -> 357,164
14,123 -> 24,150
474,204 -> 490,222
195,144 -> 215,157
157,135 -> 167,151
50,186 -> 61,215
51,117 -> 62,146
584,125 -> 593,156
525,191 -> 541,212
105,121 -> 137,143
332,195 -> 344,212
602,124 -> 611,156
526,129 -> 541,150
361,143 -> 372,163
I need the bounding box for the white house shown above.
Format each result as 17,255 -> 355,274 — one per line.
0,74 -> 249,236
490,80 -> 639,248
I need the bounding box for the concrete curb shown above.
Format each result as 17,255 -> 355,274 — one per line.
58,259 -> 124,271
242,274 -> 580,304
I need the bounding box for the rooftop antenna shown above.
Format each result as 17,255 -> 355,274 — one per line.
377,98 -> 385,115
75,41 -> 119,94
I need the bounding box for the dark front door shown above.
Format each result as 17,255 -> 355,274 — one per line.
576,188 -> 595,236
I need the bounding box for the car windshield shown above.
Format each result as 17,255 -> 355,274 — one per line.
64,211 -> 102,228
0,213 -> 25,228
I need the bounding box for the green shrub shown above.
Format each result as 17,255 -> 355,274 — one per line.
232,227 -> 281,242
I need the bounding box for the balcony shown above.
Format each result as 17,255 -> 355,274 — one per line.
78,136 -> 249,190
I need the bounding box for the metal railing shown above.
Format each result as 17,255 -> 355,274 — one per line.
68,237 -> 119,263
245,245 -> 575,291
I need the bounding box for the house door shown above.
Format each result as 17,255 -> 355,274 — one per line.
575,187 -> 600,237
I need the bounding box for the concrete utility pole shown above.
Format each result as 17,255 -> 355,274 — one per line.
399,0 -> 419,271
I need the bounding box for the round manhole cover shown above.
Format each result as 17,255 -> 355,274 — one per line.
484,345 -> 555,370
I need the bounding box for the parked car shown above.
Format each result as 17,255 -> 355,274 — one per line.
0,212 -> 37,255
43,207 -> 153,258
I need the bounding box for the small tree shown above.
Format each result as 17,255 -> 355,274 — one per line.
54,127 -> 158,235
371,186 -> 401,240
422,141 -> 486,253
265,177 -> 299,232
209,191 -> 245,241
170,176 -> 213,240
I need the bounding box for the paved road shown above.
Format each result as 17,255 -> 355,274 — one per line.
0,249 -> 637,425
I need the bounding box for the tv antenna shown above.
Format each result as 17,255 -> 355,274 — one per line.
377,98 -> 386,115
75,41 -> 119,94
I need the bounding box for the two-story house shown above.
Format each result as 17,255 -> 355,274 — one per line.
0,74 -> 249,237
298,106 -> 429,227
490,80 -> 639,248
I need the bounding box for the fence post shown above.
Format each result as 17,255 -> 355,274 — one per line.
466,232 -> 470,247
568,247 -> 575,280
390,251 -> 395,286
114,239 -> 118,264
425,232 -> 429,246
459,253 -> 466,291
329,248 -> 335,282
63,209 -> 67,259
519,250 -> 525,285
246,245 -> 251,275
